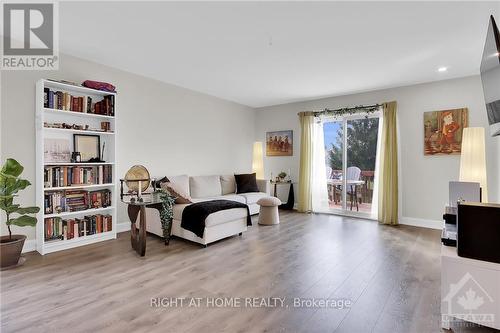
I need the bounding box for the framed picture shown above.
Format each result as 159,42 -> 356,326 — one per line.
424,108 -> 468,155
44,138 -> 71,162
266,130 -> 293,156
74,134 -> 101,162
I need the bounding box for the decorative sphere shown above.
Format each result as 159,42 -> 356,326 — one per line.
124,165 -> 150,192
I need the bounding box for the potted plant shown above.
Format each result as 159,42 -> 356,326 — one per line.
278,171 -> 287,182
0,159 -> 40,269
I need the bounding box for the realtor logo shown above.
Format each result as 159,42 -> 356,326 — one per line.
442,272 -> 495,326
1,2 -> 59,70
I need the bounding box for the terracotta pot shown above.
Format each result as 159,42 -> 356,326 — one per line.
0,235 -> 26,268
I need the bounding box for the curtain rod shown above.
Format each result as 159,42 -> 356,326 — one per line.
298,103 -> 383,117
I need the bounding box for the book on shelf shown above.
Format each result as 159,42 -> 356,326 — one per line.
44,165 -> 112,188
43,88 -> 114,116
89,189 -> 112,209
44,189 -> 111,214
44,214 -> 112,241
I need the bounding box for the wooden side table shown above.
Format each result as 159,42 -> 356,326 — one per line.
123,193 -> 172,257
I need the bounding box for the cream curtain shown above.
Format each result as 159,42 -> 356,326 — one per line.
311,118 -> 329,212
377,101 -> 399,225
298,112 -> 315,212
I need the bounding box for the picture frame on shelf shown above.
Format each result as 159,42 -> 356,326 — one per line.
74,134 -> 100,162
44,138 -> 71,163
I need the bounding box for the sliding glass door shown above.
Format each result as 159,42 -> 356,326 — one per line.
322,113 -> 381,217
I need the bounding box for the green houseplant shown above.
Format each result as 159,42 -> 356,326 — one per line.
0,158 -> 40,268
278,171 -> 287,181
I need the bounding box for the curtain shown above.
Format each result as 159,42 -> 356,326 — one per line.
377,101 -> 399,225
298,112 -> 315,212
371,109 -> 384,218
312,118 -> 329,212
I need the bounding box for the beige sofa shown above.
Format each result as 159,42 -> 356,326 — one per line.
146,175 -> 270,246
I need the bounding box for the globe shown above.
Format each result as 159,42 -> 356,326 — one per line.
124,165 -> 150,193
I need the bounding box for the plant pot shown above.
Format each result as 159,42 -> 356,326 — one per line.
0,235 -> 26,268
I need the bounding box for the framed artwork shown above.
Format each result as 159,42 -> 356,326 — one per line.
74,134 -> 101,162
424,108 -> 468,155
44,138 -> 71,162
266,130 -> 293,156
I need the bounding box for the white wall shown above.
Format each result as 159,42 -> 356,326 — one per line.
2,53 -> 498,244
255,76 -> 500,227
1,54 -> 256,241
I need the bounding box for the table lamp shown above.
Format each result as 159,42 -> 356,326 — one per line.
252,141 -> 264,179
459,127 -> 488,202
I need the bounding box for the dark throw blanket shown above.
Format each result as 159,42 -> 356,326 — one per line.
181,200 -> 251,238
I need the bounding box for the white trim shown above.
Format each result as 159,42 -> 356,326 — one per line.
116,222 -> 131,233
22,239 -> 37,253
400,216 -> 443,230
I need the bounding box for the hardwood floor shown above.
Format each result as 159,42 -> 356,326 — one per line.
0,212 -> 496,332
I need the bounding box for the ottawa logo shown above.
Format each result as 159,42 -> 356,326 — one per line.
442,272 -> 495,326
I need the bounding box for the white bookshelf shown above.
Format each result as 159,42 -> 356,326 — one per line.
35,79 -> 117,255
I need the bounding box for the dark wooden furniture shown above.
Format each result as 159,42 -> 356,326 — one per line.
123,193 -> 171,256
270,181 -> 295,210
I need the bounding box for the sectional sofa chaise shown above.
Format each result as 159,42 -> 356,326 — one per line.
146,174 -> 270,246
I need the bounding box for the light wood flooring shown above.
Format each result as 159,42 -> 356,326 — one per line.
1,212 -> 496,332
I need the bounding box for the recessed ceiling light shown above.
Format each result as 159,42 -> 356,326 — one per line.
438,67 -> 448,72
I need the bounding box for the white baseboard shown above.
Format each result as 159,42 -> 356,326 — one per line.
22,239 -> 37,253
116,222 -> 130,233
400,216 -> 443,230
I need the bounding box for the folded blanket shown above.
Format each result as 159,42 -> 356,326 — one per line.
181,200 -> 251,238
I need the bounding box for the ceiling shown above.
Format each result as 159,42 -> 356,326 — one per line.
59,1 -> 500,108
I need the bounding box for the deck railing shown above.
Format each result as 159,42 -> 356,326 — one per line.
328,170 -> 375,203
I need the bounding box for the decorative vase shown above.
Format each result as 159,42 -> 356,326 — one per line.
0,235 -> 26,269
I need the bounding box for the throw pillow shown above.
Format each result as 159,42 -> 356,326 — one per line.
220,175 -> 237,195
235,173 -> 259,194
160,182 -> 192,204
189,175 -> 222,198
154,176 -> 169,190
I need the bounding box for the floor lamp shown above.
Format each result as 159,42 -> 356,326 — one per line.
459,127 -> 488,203
252,142 -> 264,179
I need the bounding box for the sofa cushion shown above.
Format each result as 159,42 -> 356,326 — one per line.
172,203 -> 190,221
220,175 -> 236,195
205,208 -> 248,227
211,194 -> 246,204
235,173 -> 259,194
190,175 -> 222,198
172,200 -> 248,227
193,195 -> 245,204
167,175 -> 190,197
239,192 -> 268,205
160,182 -> 192,204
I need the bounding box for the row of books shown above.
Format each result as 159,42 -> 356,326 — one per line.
44,214 -> 112,241
43,88 -> 115,116
44,165 -> 112,188
44,189 -> 112,214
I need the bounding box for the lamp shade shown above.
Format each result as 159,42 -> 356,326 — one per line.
459,127 -> 488,202
252,142 -> 264,179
